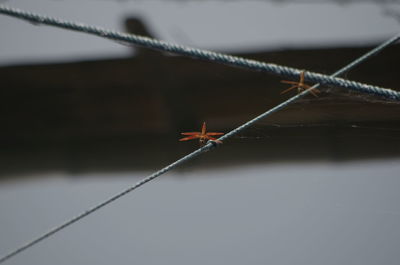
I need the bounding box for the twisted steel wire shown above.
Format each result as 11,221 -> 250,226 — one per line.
0,4 -> 400,264
0,5 -> 399,100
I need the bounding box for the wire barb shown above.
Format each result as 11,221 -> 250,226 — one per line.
0,4 -> 399,100
280,71 -> 320,97
0,4 -> 400,264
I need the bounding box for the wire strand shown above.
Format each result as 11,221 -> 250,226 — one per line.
0,4 -> 399,100
0,18 -> 399,263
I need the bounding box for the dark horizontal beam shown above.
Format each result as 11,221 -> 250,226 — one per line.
1,44 -> 399,177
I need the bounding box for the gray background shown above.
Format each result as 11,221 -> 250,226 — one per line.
1,1 -> 400,265
1,0 -> 399,64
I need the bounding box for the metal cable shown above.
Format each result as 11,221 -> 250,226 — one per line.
0,21 -> 399,263
0,4 -> 399,100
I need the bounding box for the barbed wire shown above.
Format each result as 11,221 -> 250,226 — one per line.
0,5 -> 399,100
0,7 -> 399,261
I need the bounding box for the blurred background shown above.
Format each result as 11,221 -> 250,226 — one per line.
1,0 -> 400,264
